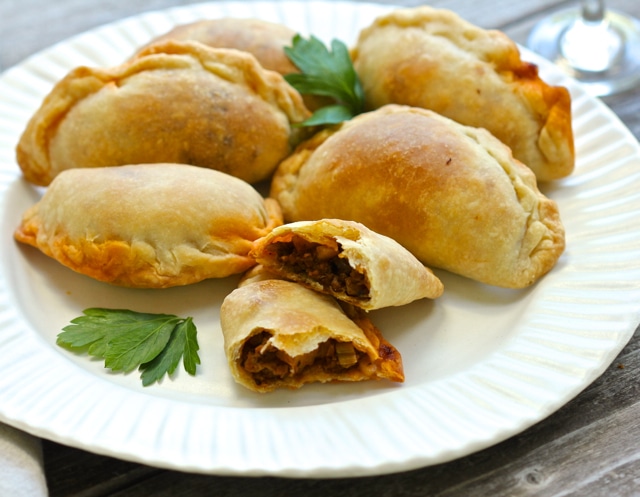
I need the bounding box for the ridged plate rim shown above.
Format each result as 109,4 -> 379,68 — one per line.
0,0 -> 639,478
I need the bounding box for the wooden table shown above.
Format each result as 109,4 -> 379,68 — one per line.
3,0 -> 640,495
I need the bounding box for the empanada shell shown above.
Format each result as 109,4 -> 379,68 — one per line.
221,276 -> 404,393
251,219 -> 443,309
351,6 -> 574,181
16,41 -> 310,186
271,105 -> 565,289
14,164 -> 282,288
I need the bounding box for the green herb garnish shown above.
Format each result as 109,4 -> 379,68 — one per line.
284,34 -> 364,126
57,308 -> 200,386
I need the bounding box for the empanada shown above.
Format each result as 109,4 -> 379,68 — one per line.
351,6 -> 574,181
14,164 -> 282,288
16,40 -> 310,186
138,18 -> 298,76
250,219 -> 443,310
271,104 -> 565,289
137,18 -> 327,111
221,266 -> 404,393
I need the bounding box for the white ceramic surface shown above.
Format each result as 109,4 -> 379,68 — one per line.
0,1 -> 639,478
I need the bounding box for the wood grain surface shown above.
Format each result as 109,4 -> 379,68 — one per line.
2,0 -> 640,495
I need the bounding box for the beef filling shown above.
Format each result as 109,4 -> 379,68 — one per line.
242,330 -> 364,386
269,235 -> 370,299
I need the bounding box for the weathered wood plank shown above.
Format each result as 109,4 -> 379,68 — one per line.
2,0 -> 624,67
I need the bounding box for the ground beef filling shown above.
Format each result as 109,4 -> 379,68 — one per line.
242,331 -> 366,386
268,236 -> 370,299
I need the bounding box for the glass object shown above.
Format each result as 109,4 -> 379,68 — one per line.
527,0 -> 640,96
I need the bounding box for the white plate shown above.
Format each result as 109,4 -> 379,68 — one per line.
1,0 -> 640,478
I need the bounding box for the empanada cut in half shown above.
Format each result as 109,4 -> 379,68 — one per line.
351,6 -> 574,182
221,267 -> 404,393
14,164 -> 283,288
250,219 -> 443,310
271,105 -> 565,289
16,40 -> 310,186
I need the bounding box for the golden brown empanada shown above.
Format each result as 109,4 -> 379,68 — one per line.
138,18 -> 298,76
16,40 -> 310,186
137,18 -> 327,111
14,164 -> 282,288
250,219 -> 443,310
271,104 -> 565,289
221,266 -> 404,393
351,6 -> 574,181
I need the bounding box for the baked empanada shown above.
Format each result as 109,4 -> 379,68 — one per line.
221,266 -> 404,393
16,40 -> 310,186
137,18 -> 327,111
250,219 -> 443,310
351,6 -> 574,181
271,105 -> 565,289
14,164 -> 282,288
138,18 -> 298,76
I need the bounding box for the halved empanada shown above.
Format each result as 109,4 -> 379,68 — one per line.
16,40 -> 310,186
351,6 -> 574,181
14,164 -> 282,288
250,219 -> 443,310
271,104 -> 565,289
221,266 -> 404,393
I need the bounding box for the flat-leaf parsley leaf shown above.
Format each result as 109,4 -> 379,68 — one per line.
284,34 -> 364,126
57,308 -> 200,386
139,317 -> 199,386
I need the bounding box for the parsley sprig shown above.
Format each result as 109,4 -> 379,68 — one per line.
57,308 -> 200,386
284,34 -> 364,126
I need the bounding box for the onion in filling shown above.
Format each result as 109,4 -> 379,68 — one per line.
266,234 -> 370,300
241,330 -> 372,386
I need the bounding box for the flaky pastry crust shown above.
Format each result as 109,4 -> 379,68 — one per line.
271,105 -> 565,289
137,18 -> 299,76
351,6 -> 574,181
221,267 -> 404,393
250,219 -> 443,309
14,164 -> 283,288
137,18 -> 328,111
16,40 -> 310,186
